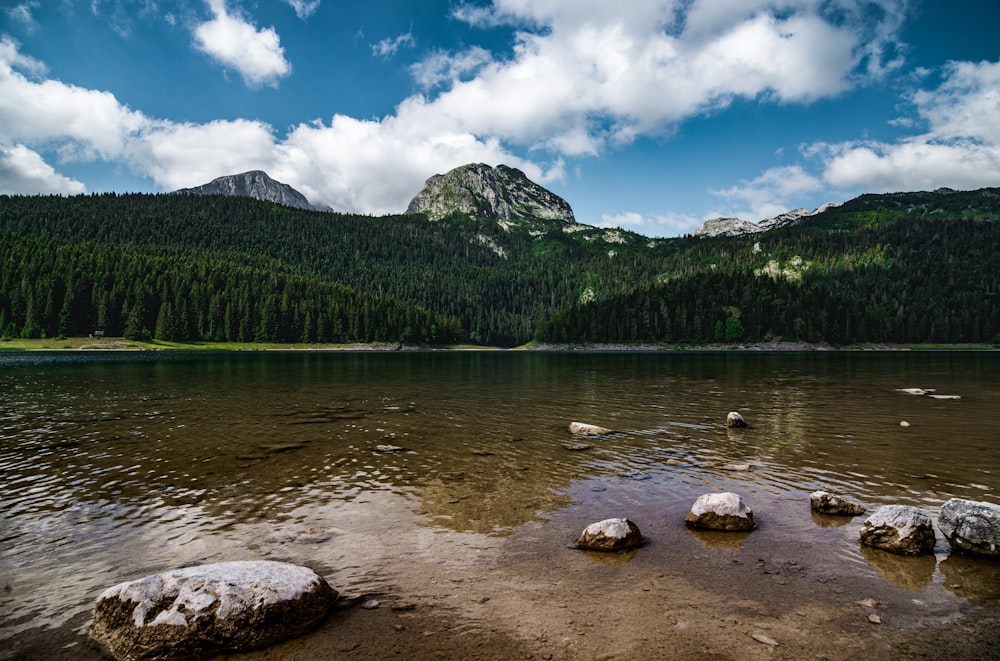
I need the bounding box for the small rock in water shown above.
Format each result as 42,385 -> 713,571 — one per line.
569,421 -> 612,435
867,614 -> 882,624
374,444 -> 406,453
928,394 -> 961,400
810,490 -> 866,516
752,633 -> 779,646
563,443 -> 593,451
726,411 -> 749,428
575,518 -> 645,551
896,388 -> 932,396
665,458 -> 685,466
858,598 -> 877,608
899,421 -> 911,427
361,599 -> 381,610
719,463 -> 751,472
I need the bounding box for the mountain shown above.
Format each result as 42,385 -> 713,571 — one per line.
173,170 -> 327,212
694,204 -> 838,238
1,183 -> 998,347
406,163 -> 576,227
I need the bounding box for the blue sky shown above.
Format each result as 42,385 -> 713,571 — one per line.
1,0 -> 999,236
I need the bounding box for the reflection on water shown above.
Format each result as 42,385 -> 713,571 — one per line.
687,527 -> 754,552
859,544 -> 937,591
1,350 -> 999,646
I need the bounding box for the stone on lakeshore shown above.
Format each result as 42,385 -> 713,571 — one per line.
375,444 -> 406,453
685,492 -> 756,531
575,518 -> 644,551
89,561 -> 338,661
860,505 -> 936,555
569,421 -> 612,436
939,498 -> 1000,557
810,490 -> 866,516
726,412 -> 749,428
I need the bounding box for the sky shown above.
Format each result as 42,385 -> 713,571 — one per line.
1,0 -> 999,237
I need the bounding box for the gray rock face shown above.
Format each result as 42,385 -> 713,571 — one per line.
89,560 -> 338,661
810,490 -> 866,516
860,505 -> 936,555
685,492 -> 756,531
694,203 -> 838,238
174,170 -> 323,211
939,498 -> 1000,557
406,163 -> 575,224
575,518 -> 644,551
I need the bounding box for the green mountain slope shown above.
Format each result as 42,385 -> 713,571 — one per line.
2,184 -> 998,347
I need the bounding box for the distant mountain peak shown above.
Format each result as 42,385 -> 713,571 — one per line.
406,163 -> 576,225
173,170 -> 327,212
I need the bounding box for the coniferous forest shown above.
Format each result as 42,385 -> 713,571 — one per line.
1,187 -> 999,347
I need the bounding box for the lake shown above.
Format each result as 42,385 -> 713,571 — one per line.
1,350 -> 999,658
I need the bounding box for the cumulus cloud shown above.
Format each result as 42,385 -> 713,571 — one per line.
193,0 -> 291,87
0,144 -> 86,194
820,59 -> 1000,191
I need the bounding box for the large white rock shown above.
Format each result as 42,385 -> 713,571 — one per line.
726,412 -> 749,428
575,518 -> 645,551
89,561 -> 338,660
685,492 -> 756,531
939,498 -> 1000,557
860,505 -> 936,555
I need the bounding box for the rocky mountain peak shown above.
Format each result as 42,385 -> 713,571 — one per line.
173,170 -> 325,212
695,203 -> 838,238
406,163 -> 575,225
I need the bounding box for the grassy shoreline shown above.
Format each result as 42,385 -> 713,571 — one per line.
2,337 -> 997,352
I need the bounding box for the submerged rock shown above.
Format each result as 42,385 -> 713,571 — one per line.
726,412 -> 749,428
860,505 -> 936,555
685,492 -> 756,531
374,444 -> 406,453
939,498 -> 1000,557
89,561 -> 337,661
569,421 -> 612,435
810,490 -> 867,516
575,518 -> 645,551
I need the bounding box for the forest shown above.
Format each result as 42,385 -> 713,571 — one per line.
1,187 -> 998,346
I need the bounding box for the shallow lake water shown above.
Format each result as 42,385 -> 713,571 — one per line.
1,350 -> 998,657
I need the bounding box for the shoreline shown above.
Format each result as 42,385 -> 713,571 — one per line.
1,337 -> 997,352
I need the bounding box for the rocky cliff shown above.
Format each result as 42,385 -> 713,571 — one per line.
695,203 -> 838,238
406,164 -> 575,225
174,170 -> 324,212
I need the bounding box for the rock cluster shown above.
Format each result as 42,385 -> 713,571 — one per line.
860,505 -> 936,555
89,561 -> 337,661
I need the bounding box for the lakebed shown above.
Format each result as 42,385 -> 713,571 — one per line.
1,350 -> 998,659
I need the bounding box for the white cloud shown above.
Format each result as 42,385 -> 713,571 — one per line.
600,210 -> 705,236
712,165 -> 824,221
6,2 -> 40,33
284,0 -> 320,20
0,144 -> 86,194
372,31 -> 415,59
410,47 -> 492,90
193,0 -> 291,87
820,59 -> 1000,191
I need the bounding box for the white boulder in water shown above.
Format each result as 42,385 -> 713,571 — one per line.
575,517 -> 645,551
726,412 -> 749,428
89,560 -> 338,660
939,498 -> 1000,557
685,492 -> 756,531
860,505 -> 936,555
